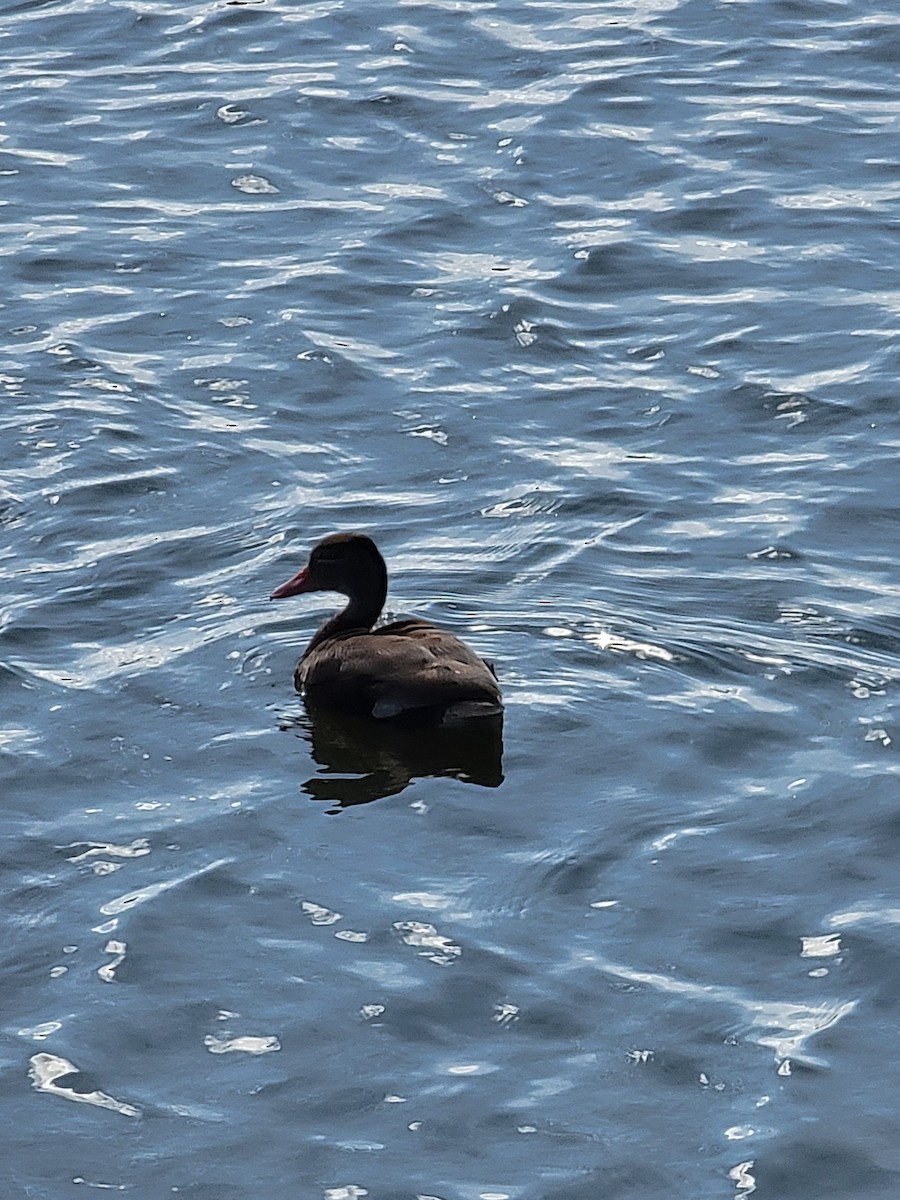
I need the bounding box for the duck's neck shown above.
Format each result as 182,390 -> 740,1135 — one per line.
303,576 -> 387,656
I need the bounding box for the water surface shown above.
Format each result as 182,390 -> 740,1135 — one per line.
2,1 -> 899,1196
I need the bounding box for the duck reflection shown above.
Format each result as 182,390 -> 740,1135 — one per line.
284,704 -> 504,809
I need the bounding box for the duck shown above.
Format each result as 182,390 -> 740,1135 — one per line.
270,533 -> 502,726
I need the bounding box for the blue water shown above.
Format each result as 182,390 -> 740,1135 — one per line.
2,0 -> 899,1196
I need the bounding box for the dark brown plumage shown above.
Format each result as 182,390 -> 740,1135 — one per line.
270,533 -> 502,726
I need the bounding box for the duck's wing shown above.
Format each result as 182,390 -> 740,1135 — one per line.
297,620 -> 502,722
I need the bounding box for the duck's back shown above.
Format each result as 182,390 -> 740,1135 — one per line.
297,619 -> 502,724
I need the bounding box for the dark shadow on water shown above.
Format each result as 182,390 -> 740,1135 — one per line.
281,704 -> 504,811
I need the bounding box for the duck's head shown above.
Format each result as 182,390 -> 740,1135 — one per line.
270,532 -> 387,601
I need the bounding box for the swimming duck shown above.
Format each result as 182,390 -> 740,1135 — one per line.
270,533 -> 502,726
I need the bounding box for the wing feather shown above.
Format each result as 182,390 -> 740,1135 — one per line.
296,619 -> 501,720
